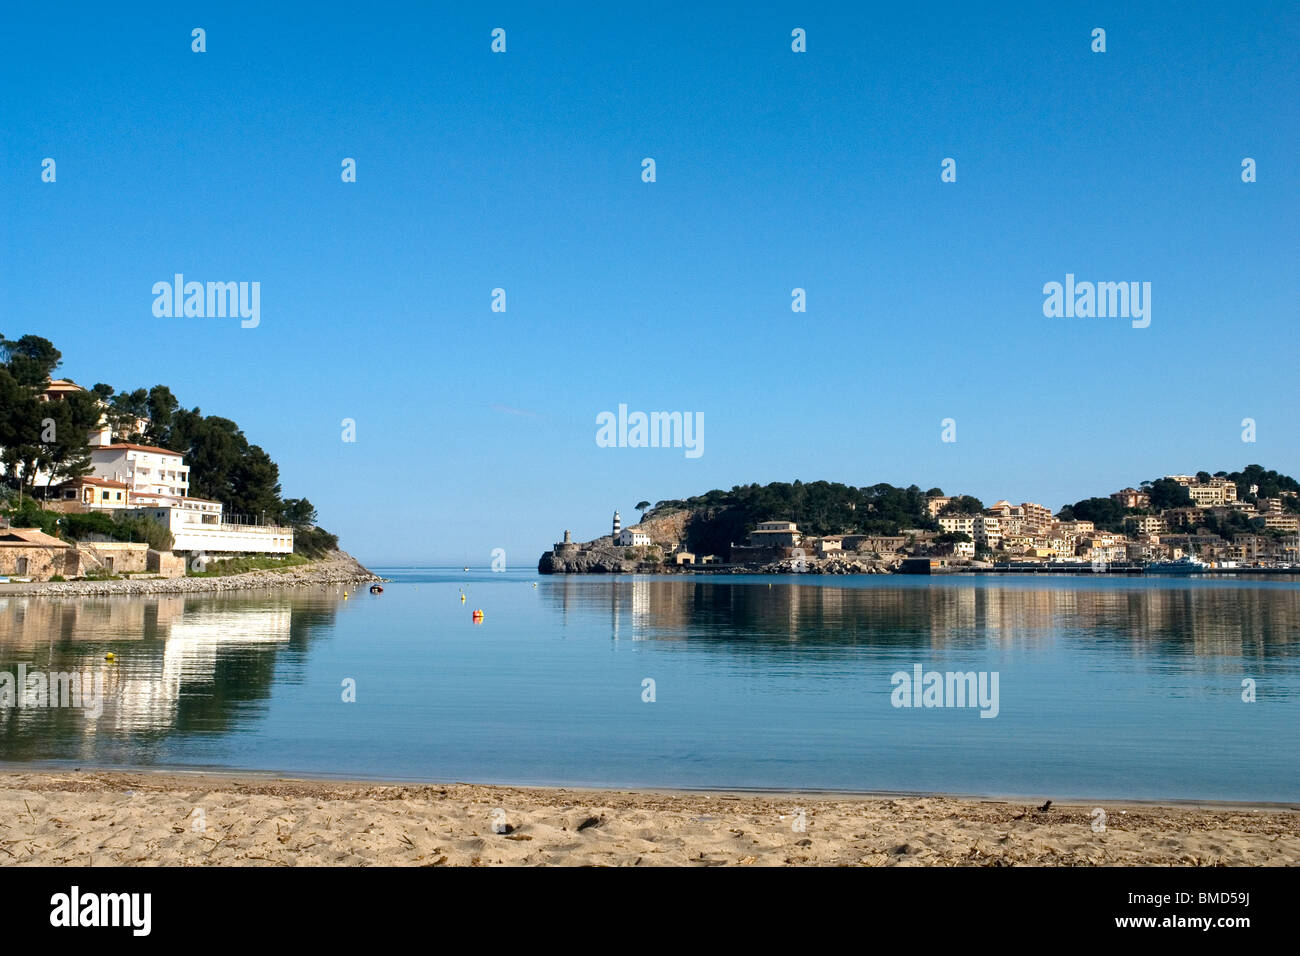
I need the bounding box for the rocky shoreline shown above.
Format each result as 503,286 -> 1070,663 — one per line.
538,544 -> 894,575
0,550 -> 381,597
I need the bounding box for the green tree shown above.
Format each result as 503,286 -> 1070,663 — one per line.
108,388 -> 148,440
280,498 -> 319,528
1147,477 -> 1192,511
229,445 -> 282,520
185,416 -> 247,502
0,368 -> 45,501
144,385 -> 179,447
1063,496 -> 1127,532
36,391 -> 100,495
0,334 -> 62,386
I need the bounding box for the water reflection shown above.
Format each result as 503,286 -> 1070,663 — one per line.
1,575 -> 1297,798
0,588 -> 342,760
543,576 -> 1300,659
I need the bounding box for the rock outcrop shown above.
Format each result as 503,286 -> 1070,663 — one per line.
2,550 -> 381,596
539,543 -> 641,574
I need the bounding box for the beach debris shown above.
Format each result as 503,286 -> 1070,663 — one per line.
576,815 -> 603,832
1037,800 -> 1053,813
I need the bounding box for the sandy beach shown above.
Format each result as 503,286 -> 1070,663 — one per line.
1,770 -> 1296,866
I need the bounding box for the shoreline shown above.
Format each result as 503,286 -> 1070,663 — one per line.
0,550 -> 381,597
3,768 -> 1297,866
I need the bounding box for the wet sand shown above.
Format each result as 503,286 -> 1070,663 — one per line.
1,770 -> 1297,866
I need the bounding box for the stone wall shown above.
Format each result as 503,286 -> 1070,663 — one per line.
0,546 -> 76,581
76,541 -> 150,574
148,550 -> 188,578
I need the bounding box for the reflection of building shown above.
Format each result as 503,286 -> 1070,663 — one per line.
542,575 -> 1300,661
0,592 -> 318,749
111,605 -> 293,731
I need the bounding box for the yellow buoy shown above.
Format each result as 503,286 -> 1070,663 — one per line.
105,652 -> 115,661
460,594 -> 466,602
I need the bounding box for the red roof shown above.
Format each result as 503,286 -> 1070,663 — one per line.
93,443 -> 186,457
57,476 -> 128,488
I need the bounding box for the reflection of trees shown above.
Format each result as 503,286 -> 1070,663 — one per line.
0,590 -> 343,760
541,577 -> 1300,660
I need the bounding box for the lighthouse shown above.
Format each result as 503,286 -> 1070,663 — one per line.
612,510 -> 621,539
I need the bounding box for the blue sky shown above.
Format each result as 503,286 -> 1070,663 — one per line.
3,2 -> 1297,566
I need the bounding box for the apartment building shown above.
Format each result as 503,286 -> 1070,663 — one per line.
938,514 -> 976,537
1110,487 -> 1150,508
88,443 -> 190,501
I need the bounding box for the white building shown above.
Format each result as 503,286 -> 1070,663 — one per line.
90,442 -> 292,555
972,515 -> 1002,549
618,527 -> 652,547
125,502 -> 293,554
88,443 -> 190,501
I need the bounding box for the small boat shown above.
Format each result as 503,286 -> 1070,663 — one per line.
369,584 -> 384,594
1145,552 -> 1208,575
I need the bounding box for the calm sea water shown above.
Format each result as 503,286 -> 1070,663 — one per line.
1,570 -> 1297,802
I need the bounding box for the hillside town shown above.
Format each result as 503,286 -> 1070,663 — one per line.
1,378 -> 294,582
540,474 -> 1300,575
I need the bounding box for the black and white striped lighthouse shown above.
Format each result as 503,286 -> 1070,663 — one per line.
612,510 -> 621,539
